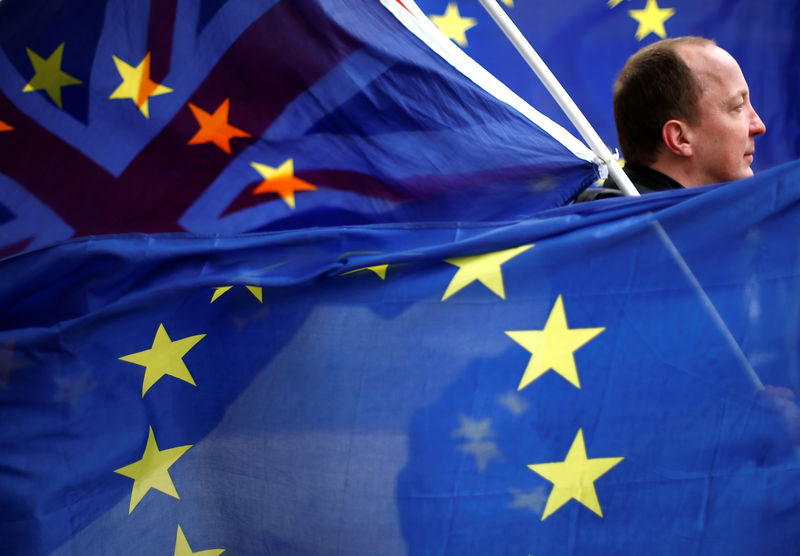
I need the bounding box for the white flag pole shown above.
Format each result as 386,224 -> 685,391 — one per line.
476,0 -> 766,391
476,0 -> 638,197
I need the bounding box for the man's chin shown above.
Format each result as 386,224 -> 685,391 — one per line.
723,167 -> 754,183
732,168 -> 755,182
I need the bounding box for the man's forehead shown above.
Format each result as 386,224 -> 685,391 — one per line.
676,43 -> 745,94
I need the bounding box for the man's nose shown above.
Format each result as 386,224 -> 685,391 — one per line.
750,107 -> 767,136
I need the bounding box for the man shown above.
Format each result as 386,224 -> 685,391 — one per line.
578,36 -> 766,200
575,37 -> 800,444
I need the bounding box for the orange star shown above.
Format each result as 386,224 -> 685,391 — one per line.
0,121 -> 12,132
250,159 -> 316,209
187,99 -> 251,154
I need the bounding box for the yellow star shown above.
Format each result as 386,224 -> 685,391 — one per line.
118,323 -> 206,397
210,286 -> 233,302
429,2 -> 477,47
500,0 -> 514,6
529,429 -> 623,520
114,427 -> 192,514
343,264 -> 389,280
505,295 -> 604,390
629,0 -> 675,41
109,52 -> 173,118
22,43 -> 82,109
210,285 -> 263,303
442,244 -> 533,301
250,159 -> 316,209
246,286 -> 263,302
608,0 -> 625,7
174,525 -> 225,556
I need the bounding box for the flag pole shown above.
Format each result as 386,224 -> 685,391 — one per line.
475,0 -> 766,391
476,0 -> 638,197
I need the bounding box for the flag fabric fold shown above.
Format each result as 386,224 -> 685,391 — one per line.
2,161 -> 800,554
0,0 -> 597,259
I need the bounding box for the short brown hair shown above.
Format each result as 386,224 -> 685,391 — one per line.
613,37 -> 716,165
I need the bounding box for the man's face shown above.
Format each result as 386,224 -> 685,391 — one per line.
678,44 -> 766,185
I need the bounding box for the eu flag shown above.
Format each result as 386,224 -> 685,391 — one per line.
415,0 -> 800,173
3,158 -> 800,554
0,0 -> 597,258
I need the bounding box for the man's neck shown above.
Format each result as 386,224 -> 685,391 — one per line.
648,160 -> 699,188
622,163 -> 685,193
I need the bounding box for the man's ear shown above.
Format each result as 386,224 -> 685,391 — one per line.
662,119 -> 693,157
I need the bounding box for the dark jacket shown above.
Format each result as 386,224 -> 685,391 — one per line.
575,163 -> 684,202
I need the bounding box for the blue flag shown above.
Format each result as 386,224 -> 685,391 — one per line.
0,0 -> 596,258
415,0 -> 800,173
2,160 -> 800,554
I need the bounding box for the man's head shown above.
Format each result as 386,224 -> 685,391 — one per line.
614,37 -> 766,187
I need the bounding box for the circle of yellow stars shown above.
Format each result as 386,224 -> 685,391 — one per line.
108,231 -> 624,551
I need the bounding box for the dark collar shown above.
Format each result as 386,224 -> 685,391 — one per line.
574,163 -> 685,203
620,163 -> 684,194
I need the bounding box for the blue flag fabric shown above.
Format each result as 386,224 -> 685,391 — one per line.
415,0 -> 800,173
0,0 -> 596,258
2,161 -> 800,554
